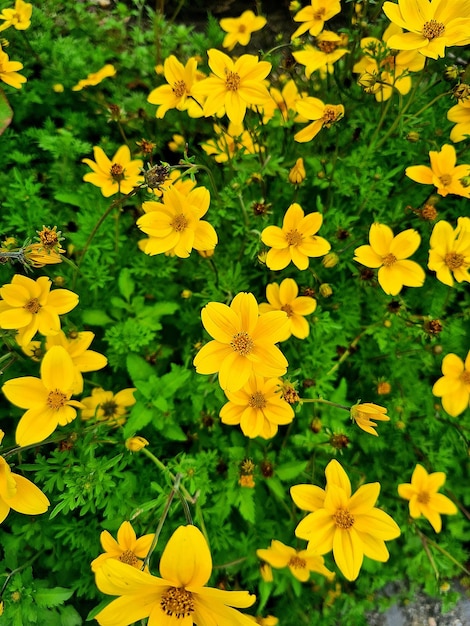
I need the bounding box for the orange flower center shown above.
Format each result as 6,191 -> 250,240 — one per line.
313,8 -> 326,20
171,214 -> 189,232
118,550 -> 139,566
249,391 -> 267,409
230,331 -> 254,356
322,105 -> 341,127
281,303 -> 294,317
285,229 -> 303,246
110,163 -> 125,181
225,70 -> 241,92
160,587 -> 195,618
382,253 -> 397,267
317,40 -> 338,54
445,252 -> 464,270
172,80 -> 187,98
238,24 -> 247,33
47,389 -> 68,410
24,297 -> 41,314
461,371 -> 470,385
417,491 -> 430,504
101,400 -> 118,418
439,173 -> 452,187
333,507 -> 354,529
38,226 -> 60,250
422,19 -> 445,40
288,555 -> 307,569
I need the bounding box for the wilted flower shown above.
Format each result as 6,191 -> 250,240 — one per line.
72,64 -> 116,91
125,436 -> 149,452
350,402 -> 390,436
289,158 -> 306,184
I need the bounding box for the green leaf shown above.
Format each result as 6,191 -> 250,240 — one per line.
34,587 -> 74,608
81,309 -> 113,326
161,422 -> 187,441
126,353 -> 155,385
236,488 -> 255,523
0,89 -> 12,135
276,462 -> 308,482
123,404 -> 154,438
118,268 -> 135,301
58,605 -> 83,626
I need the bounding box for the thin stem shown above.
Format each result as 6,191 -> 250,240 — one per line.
300,398 -> 350,411
416,528 -> 470,577
140,448 -> 196,504
0,550 -> 43,600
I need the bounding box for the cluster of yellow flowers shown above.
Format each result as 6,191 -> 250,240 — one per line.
0,0 -> 31,89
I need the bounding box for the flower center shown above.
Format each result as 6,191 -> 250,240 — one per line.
461,371 -> 470,385
323,105 -> 342,127
47,389 -> 68,410
110,163 -> 125,181
160,587 -> 195,618
281,303 -> 294,317
333,507 -> 355,529
171,214 -> 189,232
439,174 -> 452,186
380,55 -> 396,71
249,391 -> 267,409
38,226 -> 60,250
230,331 -> 254,356
225,70 -> 241,92
417,491 -> 430,504
172,80 -> 187,98
288,555 -> 307,569
422,19 -> 445,40
285,229 -> 303,246
118,550 -> 139,566
317,40 -> 338,54
313,8 -> 326,20
101,400 -> 118,418
382,253 -> 397,267
238,24 -> 247,33
24,297 -> 41,314
445,252 -> 464,270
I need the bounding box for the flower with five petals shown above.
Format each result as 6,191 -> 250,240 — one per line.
220,10 -> 267,51
405,144 -> 470,198
290,0 -> 341,39
256,540 -> 334,582
428,217 -> 470,286
432,351 -> 470,417
82,145 -> 143,197
91,520 -> 154,572
259,278 -> 316,340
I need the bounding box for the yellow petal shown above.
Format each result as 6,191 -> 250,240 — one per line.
95,593 -> 161,626
46,288 -> 79,314
116,521 -> 137,548
325,460 -> 351,497
332,527 -> 363,581
41,345 -> 75,391
2,377 -> 47,409
202,302 -> 239,342
5,472 -> 49,515
291,484 -> 326,512
15,407 -> 59,446
193,341 -> 233,374
159,525 -> 212,587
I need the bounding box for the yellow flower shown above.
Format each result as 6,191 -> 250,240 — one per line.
354,223 -> 425,295
125,436 -> 149,452
293,32 -> 349,78
398,464 -> 458,532
382,0 -> 470,59
23,330 -> 108,394
259,278 -> 316,340
94,525 -> 256,626
23,243 -> 64,267
249,615 -> 279,626
447,99 -> 470,143
168,133 -> 185,152
82,145 -> 143,197
353,24 -> 425,102
193,49 -> 271,125
0,455 -> 49,523
193,292 -> 289,392
291,0 -> 341,39
261,79 -> 306,123
292,459 -> 401,581
0,0 -> 32,32
2,345 -> 84,447
147,56 -> 203,119
220,374 -> 295,438
428,217 -> 470,286
350,402 -> 390,436
137,184 -> 217,258
294,97 -> 344,143
289,157 -> 306,184
71,64 -> 116,91
0,274 -> 79,346
261,203 -> 331,271
201,122 -> 258,163
220,10 -> 267,51
0,46 -> 26,88
256,540 -> 334,582
81,387 -> 136,427
432,351 -> 470,417
405,144 -> 470,198
91,520 -> 154,572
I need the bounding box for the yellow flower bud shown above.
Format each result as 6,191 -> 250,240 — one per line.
53,83 -> 64,93
288,158 -> 306,184
125,436 -> 149,452
198,249 -> 214,258
260,562 -> 273,582
181,289 -> 192,299
322,252 -> 339,268
377,381 -> 391,395
406,131 -> 420,143
319,283 -> 333,297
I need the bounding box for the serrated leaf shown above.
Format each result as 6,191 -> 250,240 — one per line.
58,605 -> 83,626
34,587 -> 73,608
123,404 -> 154,438
236,488 -> 255,523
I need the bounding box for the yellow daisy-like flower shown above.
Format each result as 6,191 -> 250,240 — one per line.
0,46 -> 26,88
220,10 -> 267,51
82,145 -> 143,197
193,292 -> 289,392
193,49 -> 272,125
261,203 -> 331,271
23,330 -> 108,394
0,454 -> 49,523
147,56 -> 203,119
2,345 -> 85,447
405,144 -> 470,198
350,402 -> 390,436
291,0 -> 342,39
354,223 -> 425,295
201,122 -> 258,164
256,540 -> 334,582
447,98 -> 470,143
91,520 -> 154,572
432,351 -> 470,417
137,184 -> 217,258
261,79 -> 306,123
259,278 -> 316,340
0,274 -> 79,347
71,64 -> 116,91
219,374 -> 295,438
94,525 -> 256,626
293,32 -> 349,78
428,217 -> 470,286
81,387 -> 136,427
398,464 -> 458,532
294,97 -> 344,143
0,0 -> 32,32
382,0 -> 470,59
292,459 -> 401,581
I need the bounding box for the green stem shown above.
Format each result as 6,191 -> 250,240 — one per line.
140,448 -> 196,504
299,398 -> 350,411
417,528 -> 470,576
0,550 -> 43,600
